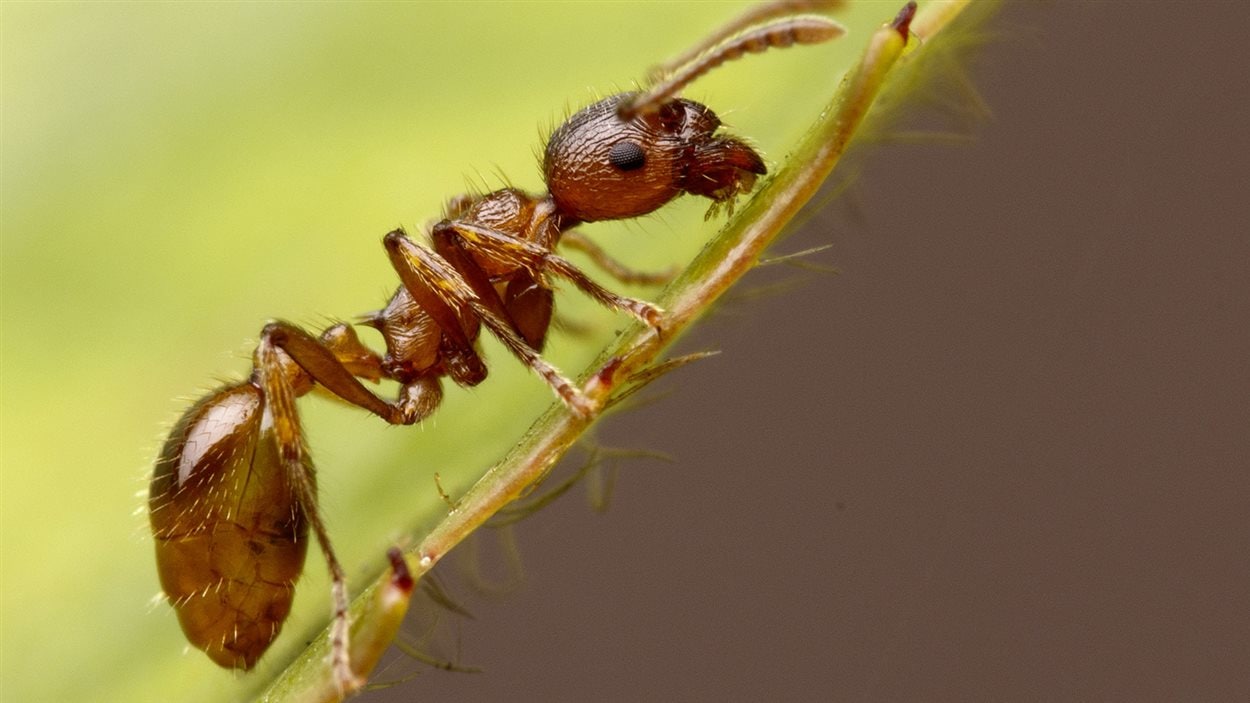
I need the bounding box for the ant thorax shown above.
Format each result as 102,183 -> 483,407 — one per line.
451,188 -> 562,264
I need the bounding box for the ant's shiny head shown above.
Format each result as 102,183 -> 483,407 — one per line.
543,94 -> 766,223
541,13 -> 845,224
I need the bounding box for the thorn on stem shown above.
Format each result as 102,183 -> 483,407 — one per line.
387,547 -> 414,592
892,1 -> 917,40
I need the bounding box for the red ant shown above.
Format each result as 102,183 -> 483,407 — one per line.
148,0 -> 845,693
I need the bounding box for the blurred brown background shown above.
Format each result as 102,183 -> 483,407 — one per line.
363,2 -> 1249,700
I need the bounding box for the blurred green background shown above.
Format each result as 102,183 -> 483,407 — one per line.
1,2 -> 885,700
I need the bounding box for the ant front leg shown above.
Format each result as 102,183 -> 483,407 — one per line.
433,220 -> 665,328
382,229 -> 593,416
426,222 -> 552,350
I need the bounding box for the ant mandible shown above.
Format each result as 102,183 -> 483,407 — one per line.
148,0 -> 846,693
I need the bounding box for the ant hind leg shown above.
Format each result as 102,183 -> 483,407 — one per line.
254,329 -> 361,694
258,320 -> 432,425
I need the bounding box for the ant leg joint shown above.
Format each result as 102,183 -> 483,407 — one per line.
260,320 -> 289,344
381,228 -> 408,248
394,377 -> 443,425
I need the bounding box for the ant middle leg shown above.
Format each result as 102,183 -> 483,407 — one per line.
559,231 -> 677,287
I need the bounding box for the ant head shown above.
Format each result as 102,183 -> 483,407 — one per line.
543,94 -> 766,223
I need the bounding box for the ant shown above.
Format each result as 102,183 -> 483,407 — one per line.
148,0 -> 846,693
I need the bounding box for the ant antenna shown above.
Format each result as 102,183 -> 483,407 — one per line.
618,14 -> 845,120
649,0 -> 847,80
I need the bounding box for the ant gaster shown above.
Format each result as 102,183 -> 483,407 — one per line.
148,1 -> 844,692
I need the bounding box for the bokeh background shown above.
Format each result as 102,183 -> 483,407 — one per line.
3,2 -> 1247,702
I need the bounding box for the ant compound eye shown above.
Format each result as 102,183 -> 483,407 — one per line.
608,141 -> 646,171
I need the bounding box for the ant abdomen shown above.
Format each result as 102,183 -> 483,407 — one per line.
149,381 -> 308,670
544,95 -> 766,223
